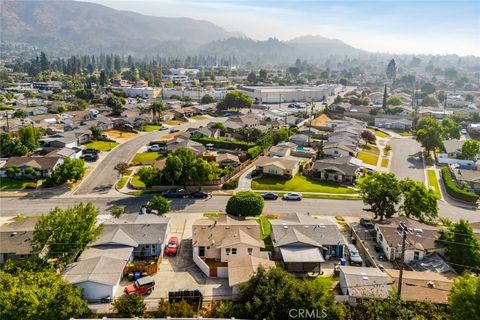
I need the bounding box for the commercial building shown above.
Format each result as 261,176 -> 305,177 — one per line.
239,85 -> 341,104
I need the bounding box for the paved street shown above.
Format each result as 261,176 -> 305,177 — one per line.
389,137 -> 425,182
1,194 -> 478,223
75,117 -> 225,195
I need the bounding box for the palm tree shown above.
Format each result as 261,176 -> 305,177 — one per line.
150,101 -> 165,123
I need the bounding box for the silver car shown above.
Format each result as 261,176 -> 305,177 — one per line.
282,192 -> 303,201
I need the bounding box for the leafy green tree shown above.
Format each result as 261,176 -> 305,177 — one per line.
191,158 -> 214,190
0,264 -> 91,320
226,191 -> 264,217
19,125 -> 38,150
106,95 -> 126,116
386,59 -> 397,88
24,90 -> 35,107
45,158 -> 86,186
259,69 -> 268,80
461,139 -> 480,160
421,82 -> 436,94
465,93 -> 474,102
437,90 -> 447,103
13,109 -> 28,118
163,154 -> 183,185
384,144 -> 392,155
89,126 -> 102,139
232,267 -> 344,320
440,219 -> 480,270
148,195 -> 171,215
5,92 -> 15,101
150,100 -> 166,122
110,205 -> 124,218
238,127 -> 263,142
247,71 -> 257,83
173,148 -> 196,187
74,88 -> 94,101
449,273 -> 480,320
157,299 -> 195,317
0,133 -> 28,157
112,293 -> 146,317
32,202 -> 103,267
359,172 -> 401,221
421,96 -> 438,107
201,94 -> 215,104
387,95 -> 402,106
441,118 -> 460,139
416,117 -> 444,152
212,122 -> 226,132
137,166 -> 161,188
400,178 -> 438,223
217,90 -> 253,111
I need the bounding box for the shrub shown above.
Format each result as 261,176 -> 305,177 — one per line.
24,182 -> 37,189
226,191 -> 264,217
247,145 -> 263,158
222,179 -> 238,190
441,167 -> 479,203
148,195 -> 171,214
190,137 -> 255,151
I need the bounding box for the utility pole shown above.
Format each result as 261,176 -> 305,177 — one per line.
397,222 -> 408,298
5,111 -> 9,132
308,98 -> 314,146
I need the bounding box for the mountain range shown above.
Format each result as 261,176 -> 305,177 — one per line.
1,0 -> 366,63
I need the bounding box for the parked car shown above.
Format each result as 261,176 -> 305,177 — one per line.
165,237 -> 180,256
190,191 -> 209,199
288,103 -> 297,108
80,153 -> 98,162
83,148 -> 99,155
262,192 -> 278,200
222,112 -> 231,117
148,144 -> 165,152
348,244 -> 363,266
124,276 -> 155,295
360,218 -> 375,229
161,188 -> 189,198
282,192 -> 303,201
169,128 -> 180,133
461,128 -> 467,134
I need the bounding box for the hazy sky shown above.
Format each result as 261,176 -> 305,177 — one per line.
86,0 -> 480,56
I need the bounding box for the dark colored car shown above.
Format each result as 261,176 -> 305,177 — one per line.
190,191 -> 209,199
360,218 -> 375,229
83,148 -> 99,155
80,154 -> 98,162
262,192 -> 278,200
161,188 -> 189,198
169,128 -> 180,133
165,236 -> 180,256
124,276 -> 155,295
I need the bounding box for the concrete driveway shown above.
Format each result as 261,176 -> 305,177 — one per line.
389,137 -> 425,182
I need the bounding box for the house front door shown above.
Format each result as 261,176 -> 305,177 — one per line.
210,266 -> 217,278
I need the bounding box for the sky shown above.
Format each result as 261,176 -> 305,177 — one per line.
86,0 -> 480,56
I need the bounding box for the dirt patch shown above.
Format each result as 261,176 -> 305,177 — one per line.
104,130 -> 138,140
311,114 -> 331,127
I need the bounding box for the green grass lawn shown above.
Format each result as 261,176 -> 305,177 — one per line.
0,178 -> 37,190
130,175 -> 145,189
395,130 -> 413,136
116,176 -> 128,189
374,130 -> 390,138
131,152 -> 164,164
427,169 -> 442,198
357,144 -> 380,166
142,125 -> 162,132
257,216 -> 274,251
251,175 -> 356,194
203,212 -> 225,218
84,140 -> 119,151
381,158 -> 389,168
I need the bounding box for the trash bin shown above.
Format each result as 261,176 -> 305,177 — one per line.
127,273 -> 134,281
351,237 -> 357,245
133,272 -> 141,280
339,258 -> 346,266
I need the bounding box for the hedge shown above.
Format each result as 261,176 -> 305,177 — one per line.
190,137 -> 255,151
247,146 -> 263,158
441,167 -> 479,203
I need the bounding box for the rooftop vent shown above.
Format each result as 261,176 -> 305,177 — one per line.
363,276 -> 369,280
427,281 -> 435,288
10,232 -> 17,237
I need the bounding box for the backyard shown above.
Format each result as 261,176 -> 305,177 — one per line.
427,169 -> 442,198
357,144 -> 380,166
84,140 -> 119,151
257,216 -> 274,251
251,174 -> 357,194
131,152 -> 165,165
191,115 -> 209,121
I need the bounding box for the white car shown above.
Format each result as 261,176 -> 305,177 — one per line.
147,144 -> 165,152
461,129 -> 467,134
282,192 -> 303,201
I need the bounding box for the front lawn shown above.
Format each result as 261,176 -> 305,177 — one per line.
374,130 -> 390,138
130,175 -> 145,189
142,125 -> 162,132
251,175 -> 356,194
191,115 -> 208,121
0,178 -> 37,190
357,144 -> 380,166
427,169 -> 441,198
84,140 -> 119,151
131,152 -> 164,164
165,119 -> 183,125
381,158 -> 389,168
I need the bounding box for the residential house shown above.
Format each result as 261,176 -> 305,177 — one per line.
0,156 -> 62,178
289,134 -> 310,146
192,104 -> 215,115
187,126 -> 220,139
158,111 -> 174,122
216,153 -> 241,168
437,140 -> 478,169
339,266 -> 391,300
375,217 -> 444,263
310,156 -> 360,184
0,217 -> 37,264
450,167 -> 480,192
327,132 -> 359,147
192,215 -> 274,295
385,269 -> 455,304
41,130 -> 91,149
375,117 -> 413,131
323,142 -> 357,158
255,156 -> 300,178
166,137 -> 206,156
46,147 -> 83,159
64,214 -> 170,301
172,107 -> 195,120
270,212 -> 346,274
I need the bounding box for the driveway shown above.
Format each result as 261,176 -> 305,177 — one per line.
75,118 -> 225,195
237,166 -> 255,190
389,137 -> 425,182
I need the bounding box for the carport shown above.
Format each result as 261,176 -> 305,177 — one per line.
280,247 -> 325,273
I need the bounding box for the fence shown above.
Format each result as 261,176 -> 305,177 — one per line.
123,256 -> 162,276
350,225 -> 378,269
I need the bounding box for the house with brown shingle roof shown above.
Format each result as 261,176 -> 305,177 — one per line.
0,156 -> 62,178
255,155 -> 300,178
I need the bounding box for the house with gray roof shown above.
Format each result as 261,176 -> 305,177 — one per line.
323,142 -> 357,158
270,213 -> 346,274
339,266 -> 391,299
166,137 -> 206,156
0,217 -> 38,264
309,156 -> 361,184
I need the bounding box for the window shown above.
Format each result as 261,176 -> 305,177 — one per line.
248,248 -> 253,255
414,251 -> 420,260
226,248 -> 231,255
231,248 -> 237,255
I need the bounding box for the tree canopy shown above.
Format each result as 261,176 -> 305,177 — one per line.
461,139 -> 480,160
106,95 -> 126,115
399,178 -> 438,224
226,191 -> 264,217
112,293 -> 146,317
449,273 -> 480,320
148,195 -> 171,214
416,117 -> 444,152
217,90 -> 253,111
359,172 -> 401,221
44,157 -> 86,186
440,219 -> 480,271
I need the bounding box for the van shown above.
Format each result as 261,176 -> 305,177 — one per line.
347,244 -> 363,266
